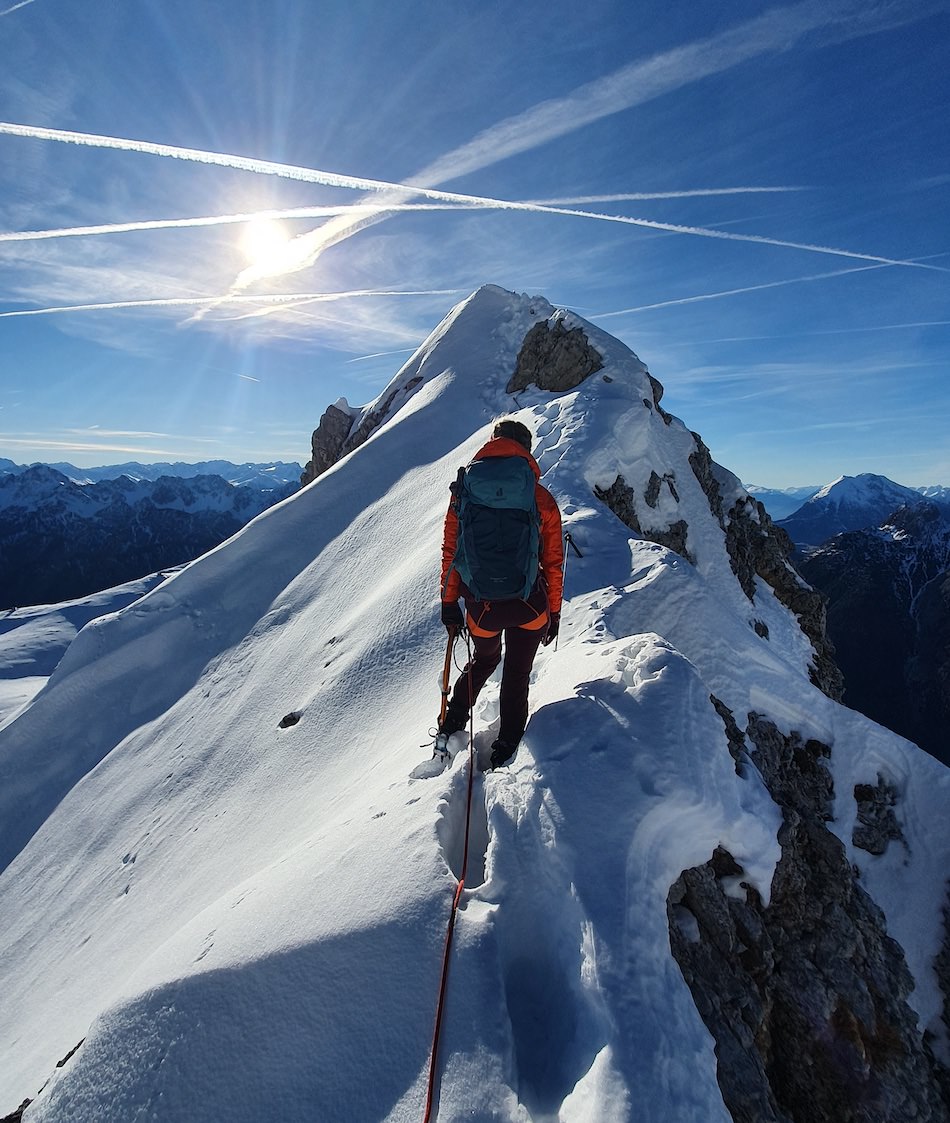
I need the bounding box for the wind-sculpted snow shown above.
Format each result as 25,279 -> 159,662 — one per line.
0,573 -> 170,724
1,286 -> 947,1121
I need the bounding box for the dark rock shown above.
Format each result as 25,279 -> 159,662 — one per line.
302,376 -> 424,487
647,373 -> 674,424
0,1100 -> 30,1122
300,403 -> 354,487
594,473 -> 692,562
798,508 -> 950,764
645,470 -> 680,508
852,776 -> 906,856
668,716 -> 948,1122
507,317 -> 603,393
735,501 -> 844,701
710,694 -> 747,770
931,895 -> 950,1102
341,377 -> 423,457
593,439 -> 843,702
689,435 -> 726,526
682,432 -> 842,698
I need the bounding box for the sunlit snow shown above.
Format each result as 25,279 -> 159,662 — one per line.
0,286 -> 947,1122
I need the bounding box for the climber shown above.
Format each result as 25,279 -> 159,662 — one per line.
439,418 -> 563,768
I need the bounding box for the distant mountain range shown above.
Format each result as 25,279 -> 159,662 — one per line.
742,484 -> 821,520
0,457 -> 302,491
3,452 -> 948,762
0,463 -> 298,608
774,475 -> 950,548
774,474 -> 950,764
746,479 -> 950,524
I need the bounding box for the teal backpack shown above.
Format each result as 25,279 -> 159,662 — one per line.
450,456 -> 541,601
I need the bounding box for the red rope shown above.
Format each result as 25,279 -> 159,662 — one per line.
423,636 -> 476,1122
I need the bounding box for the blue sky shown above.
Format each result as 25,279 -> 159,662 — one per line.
0,0 -> 947,486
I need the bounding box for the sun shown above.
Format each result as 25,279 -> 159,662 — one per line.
239,218 -> 291,267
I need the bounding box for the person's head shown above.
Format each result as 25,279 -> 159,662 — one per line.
492,418 -> 532,452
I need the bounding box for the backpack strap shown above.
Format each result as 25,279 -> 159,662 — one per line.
449,465 -> 466,512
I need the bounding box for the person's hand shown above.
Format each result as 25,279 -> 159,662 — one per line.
542,611 -> 560,646
441,601 -> 464,632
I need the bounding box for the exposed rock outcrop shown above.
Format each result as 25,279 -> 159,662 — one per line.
852,775 -> 906,856
301,377 -> 424,487
300,403 -> 354,487
668,715 -> 948,1123
686,433 -> 843,700
593,473 -> 692,562
590,426 -> 843,701
506,314 -> 603,393
798,507 -> 950,764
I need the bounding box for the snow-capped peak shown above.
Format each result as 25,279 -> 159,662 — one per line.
1,287 -> 946,1122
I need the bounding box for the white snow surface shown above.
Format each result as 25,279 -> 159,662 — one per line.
0,285 -> 947,1121
0,573 -> 172,725
810,472 -> 923,511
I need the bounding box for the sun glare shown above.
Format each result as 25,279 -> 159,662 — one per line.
240,218 -> 291,267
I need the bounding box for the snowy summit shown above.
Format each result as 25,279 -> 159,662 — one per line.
0,286 -> 947,1122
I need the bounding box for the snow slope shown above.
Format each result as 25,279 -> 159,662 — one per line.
0,286 -> 947,1122
0,573 -> 172,725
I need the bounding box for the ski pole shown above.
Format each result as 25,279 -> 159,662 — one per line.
555,532 -> 584,651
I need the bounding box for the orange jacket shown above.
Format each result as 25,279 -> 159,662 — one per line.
441,436 -> 564,613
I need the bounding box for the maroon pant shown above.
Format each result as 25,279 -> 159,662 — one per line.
450,623 -> 544,745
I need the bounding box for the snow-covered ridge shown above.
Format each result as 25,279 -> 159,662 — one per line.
0,287 -> 947,1122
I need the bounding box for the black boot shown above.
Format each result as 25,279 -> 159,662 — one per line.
439,702 -> 468,738
489,738 -> 518,768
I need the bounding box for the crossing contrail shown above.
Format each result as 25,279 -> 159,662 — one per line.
0,121 -> 941,275
528,188 -> 810,204
211,0 -> 939,288
0,204 -> 481,244
592,265 -> 892,318
0,190 -> 804,246
0,289 -> 459,319
595,252 -> 950,318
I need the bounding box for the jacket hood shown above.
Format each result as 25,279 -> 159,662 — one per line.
473,436 -> 541,480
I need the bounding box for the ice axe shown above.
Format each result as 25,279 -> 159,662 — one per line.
433,625 -> 459,758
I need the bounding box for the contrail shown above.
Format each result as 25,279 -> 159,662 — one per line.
0,192 -> 799,245
346,348 -> 417,363
216,0 -> 935,286
0,289 -> 459,319
527,188 -> 810,204
0,121 -> 941,274
592,264 -> 893,318
0,203 -> 480,244
0,0 -> 37,15
664,321 -> 950,346
0,121 -> 485,197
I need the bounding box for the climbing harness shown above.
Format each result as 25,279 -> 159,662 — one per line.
423,631 -> 476,1122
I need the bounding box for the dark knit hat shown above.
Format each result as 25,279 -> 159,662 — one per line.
492,418 -> 532,452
